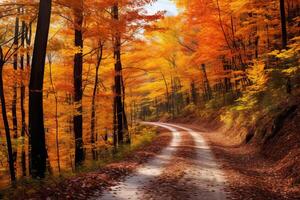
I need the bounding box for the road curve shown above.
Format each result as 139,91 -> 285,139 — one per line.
96,122 -> 181,200
95,122 -> 228,200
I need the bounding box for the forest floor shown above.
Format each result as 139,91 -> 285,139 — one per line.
3,120 -> 299,199
6,122 -> 230,200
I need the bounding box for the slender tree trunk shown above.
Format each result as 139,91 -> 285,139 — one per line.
12,13 -> 19,171
223,59 -> 232,93
13,14 -> 19,71
266,23 -> 270,50
201,64 -> 212,101
255,36 -> 259,59
154,98 -> 159,119
112,86 -> 117,149
170,76 -> 175,118
12,83 -> 18,168
20,77 -> 26,176
280,0 -> 288,49
254,25 -> 260,59
0,61 -> 16,182
91,43 -> 103,160
49,59 -> 60,173
130,101 -> 133,127
29,0 -> 52,178
133,101 -> 137,128
121,78 -> 130,144
160,71 -> 169,112
20,17 -> 26,177
190,81 -> 197,105
25,21 -> 32,174
73,0 -> 84,165
26,22 -> 32,68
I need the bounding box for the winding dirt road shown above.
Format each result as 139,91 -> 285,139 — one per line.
96,123 -> 229,200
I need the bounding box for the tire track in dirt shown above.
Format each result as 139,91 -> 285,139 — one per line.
166,123 -> 228,200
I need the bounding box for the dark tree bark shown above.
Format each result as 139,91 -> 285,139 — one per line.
255,35 -> 260,59
112,4 -> 128,145
254,26 -> 259,59
26,22 -> 32,68
73,0 -> 84,165
29,0 -> 52,178
13,13 -> 19,71
12,13 -> 19,170
160,71 -> 170,112
170,76 -> 175,118
91,42 -> 103,160
25,21 -> 32,174
201,64 -> 212,101
223,59 -> 232,93
48,57 -> 60,173
20,15 -> 27,177
121,78 -> 130,144
280,0 -> 288,49
190,81 -> 197,105
0,58 -> 16,182
112,86 -> 117,150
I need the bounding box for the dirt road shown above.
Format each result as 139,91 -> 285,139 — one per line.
96,123 -> 229,200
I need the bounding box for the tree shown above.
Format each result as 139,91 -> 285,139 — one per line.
29,0 -> 52,178
20,8 -> 27,177
280,0 -> 288,49
90,41 -> 104,159
0,47 -> 16,182
47,38 -> 62,173
12,12 -> 19,170
110,0 -> 163,144
73,0 -> 84,165
112,3 -> 127,145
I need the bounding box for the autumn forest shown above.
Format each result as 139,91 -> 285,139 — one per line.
0,0 -> 299,199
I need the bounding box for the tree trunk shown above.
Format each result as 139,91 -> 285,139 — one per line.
170,76 -> 175,118
121,78 -> 130,144
12,13 -> 19,170
160,71 -> 170,112
26,22 -> 32,68
280,0 -> 288,49
0,61 -> 16,182
20,17 -> 27,177
49,59 -> 60,173
91,43 -> 103,160
25,21 -> 32,174
201,64 -> 212,101
29,0 -> 52,178
190,81 -> 197,105
112,4 -> 127,145
112,86 -> 117,149
73,0 -> 84,165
